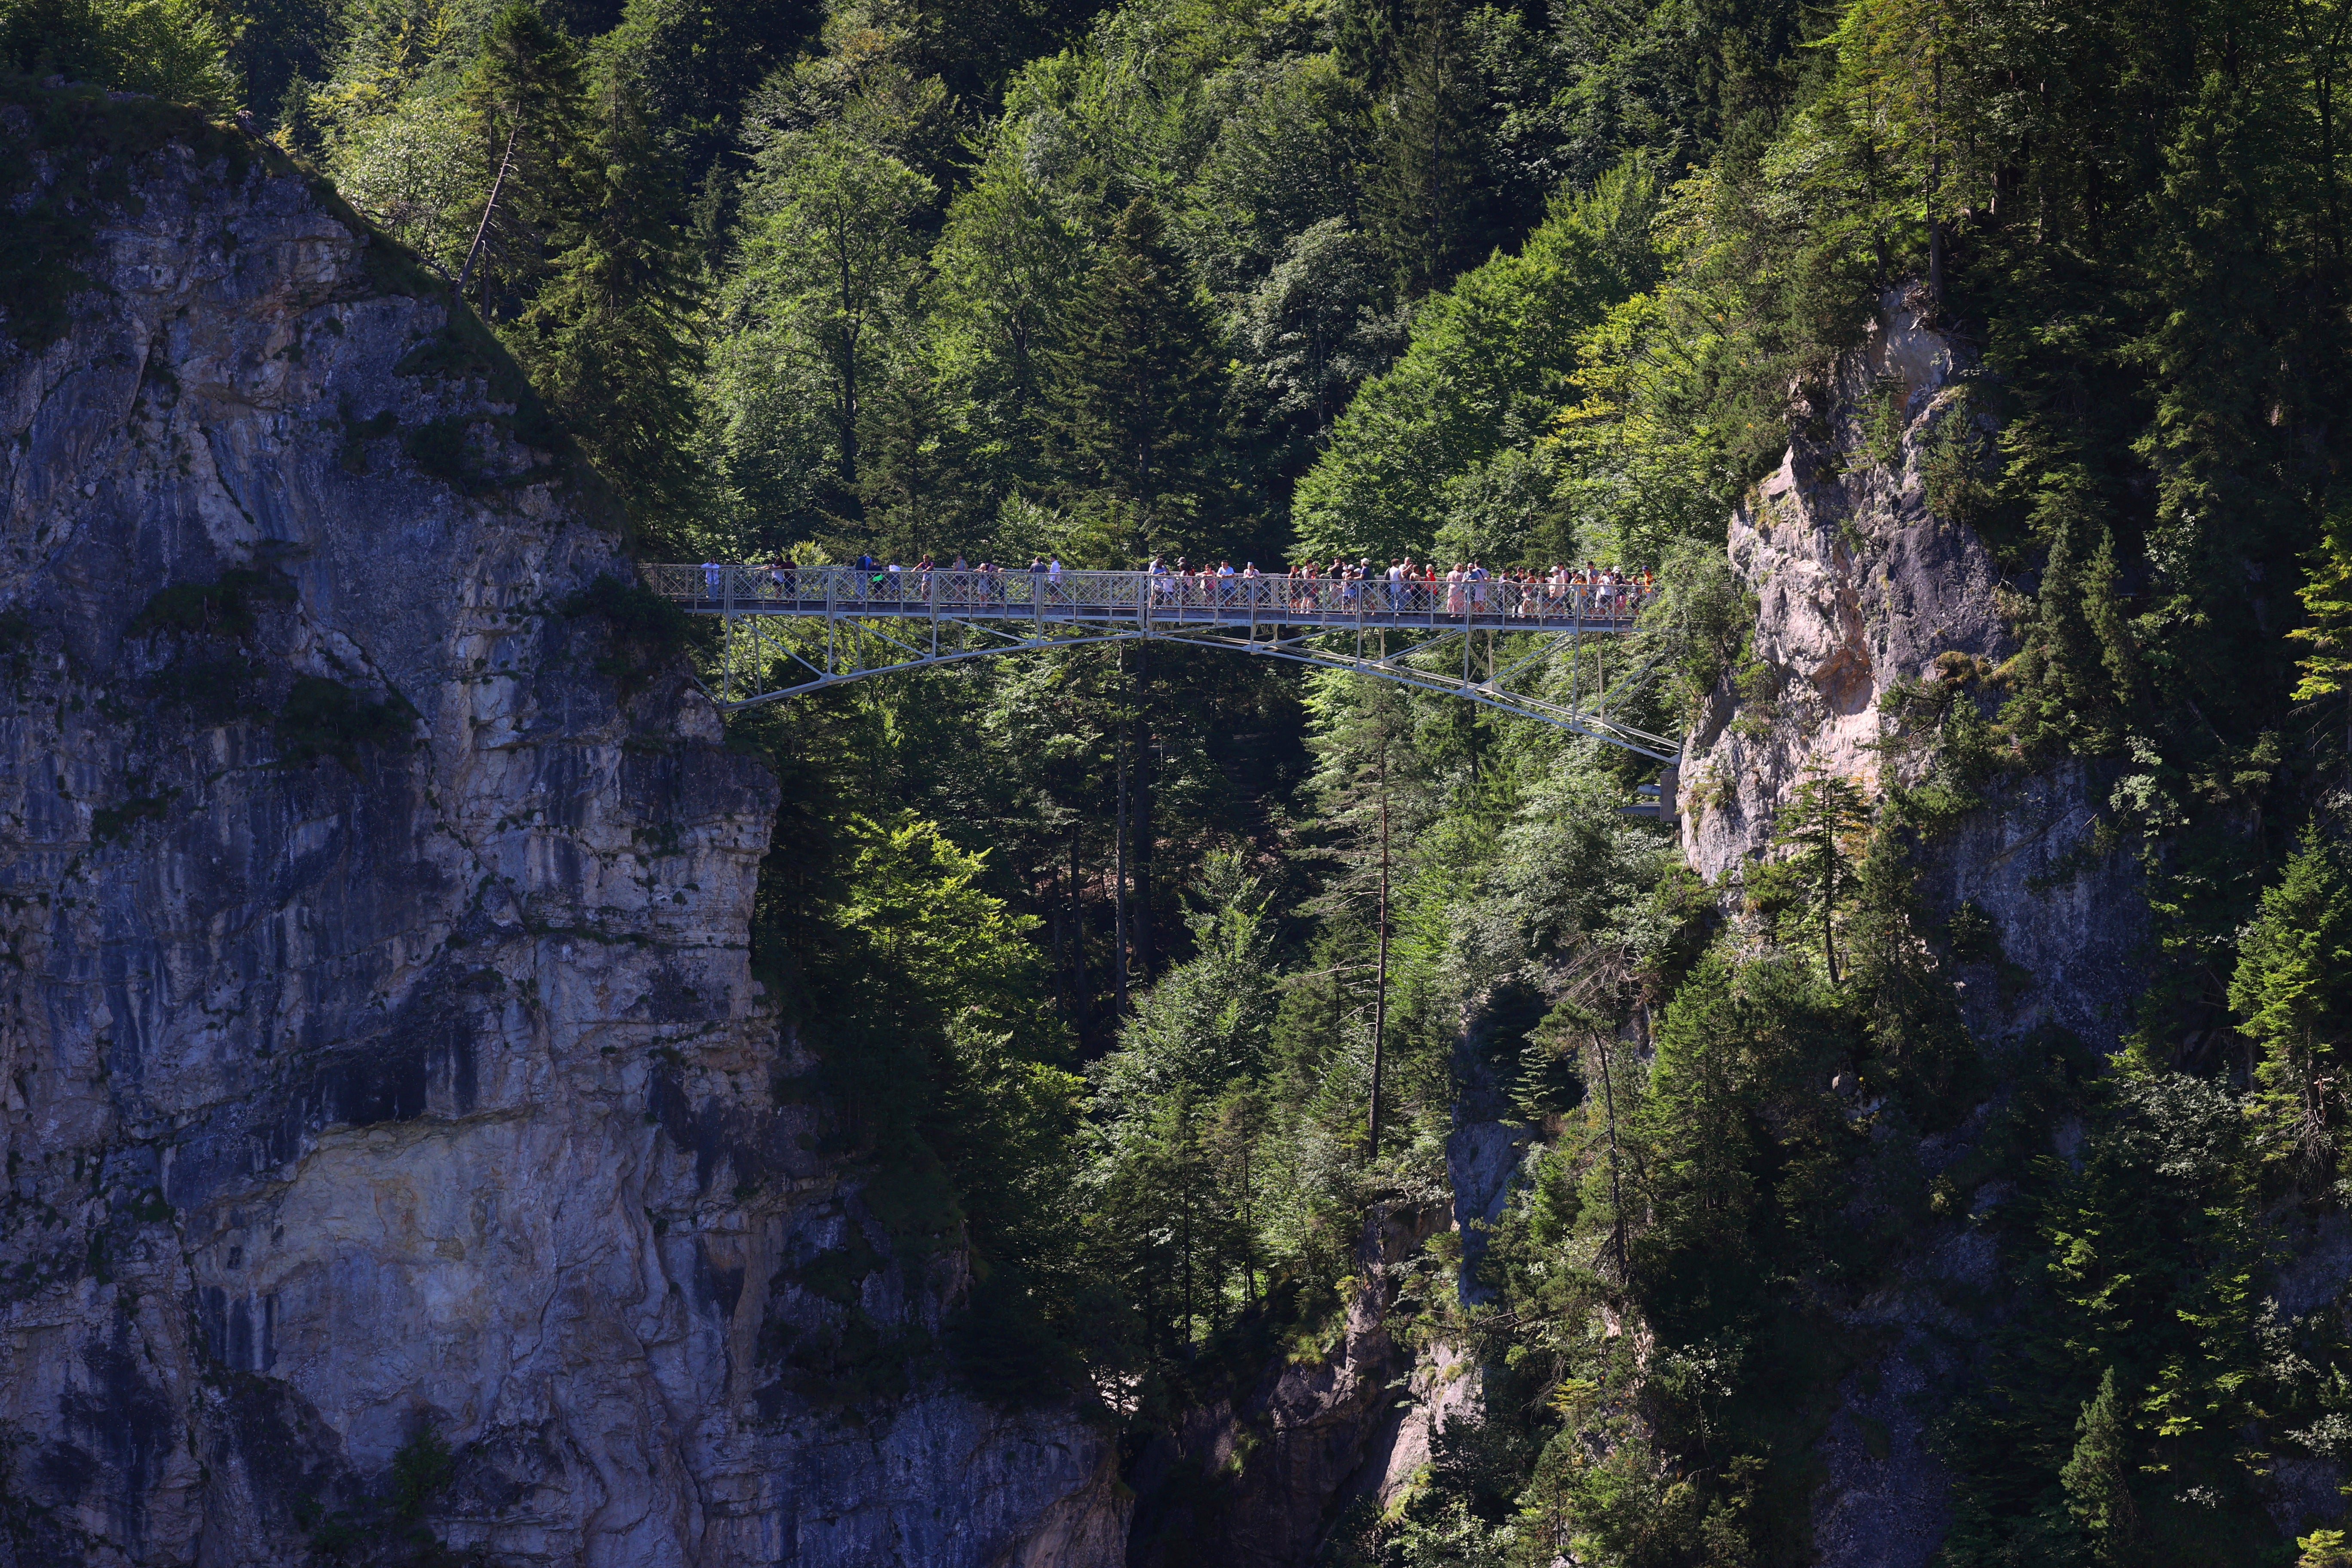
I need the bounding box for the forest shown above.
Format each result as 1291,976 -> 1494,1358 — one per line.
7,0 -> 2352,1560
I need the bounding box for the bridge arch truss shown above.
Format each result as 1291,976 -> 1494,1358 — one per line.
644,564 -> 1681,762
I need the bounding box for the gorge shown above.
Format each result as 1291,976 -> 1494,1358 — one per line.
5,0 -> 2352,1564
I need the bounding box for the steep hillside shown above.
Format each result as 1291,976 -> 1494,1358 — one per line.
0,87 -> 1121,1567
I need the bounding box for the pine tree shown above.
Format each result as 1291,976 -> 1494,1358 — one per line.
457,5 -> 595,321
2291,496 -> 2352,756
511,70 -> 704,548
2059,1368 -> 2140,1562
2228,824 -> 2352,1182
1047,196 -> 1228,559
1768,767 -> 1872,984
2001,498 -> 2142,760
1361,0 -> 1488,294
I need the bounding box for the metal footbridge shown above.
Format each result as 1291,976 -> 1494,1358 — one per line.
643,564 -> 1679,760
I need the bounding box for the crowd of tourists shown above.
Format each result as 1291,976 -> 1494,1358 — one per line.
698,553 -> 1653,619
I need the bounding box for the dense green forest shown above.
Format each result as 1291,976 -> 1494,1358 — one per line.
9,0 -> 2352,1560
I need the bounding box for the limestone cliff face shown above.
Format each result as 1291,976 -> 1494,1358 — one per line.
0,93 -> 1123,1567
1676,289 -> 2147,1049
1670,291 -> 2154,1568
1124,1206 -> 1445,1568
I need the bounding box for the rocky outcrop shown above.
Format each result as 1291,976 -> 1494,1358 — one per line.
1676,290 -> 2001,860
0,89 -> 1121,1566
1669,290 -> 2159,1568
1124,1206 -> 1440,1567
1675,288 -> 2146,1049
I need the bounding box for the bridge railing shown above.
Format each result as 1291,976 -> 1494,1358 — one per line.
643,563 -> 1656,625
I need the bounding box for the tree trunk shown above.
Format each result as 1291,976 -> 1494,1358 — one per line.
1596,1029 -> 1628,1282
1132,642 -> 1156,983
1114,681 -> 1131,1012
1369,739 -> 1390,1162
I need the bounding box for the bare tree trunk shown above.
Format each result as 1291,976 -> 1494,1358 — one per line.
1115,703 -> 1131,1012
1369,739 -> 1390,1162
1596,1028 -> 1628,1282
457,124 -> 521,297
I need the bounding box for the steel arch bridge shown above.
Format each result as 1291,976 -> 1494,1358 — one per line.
643,564 -> 1681,763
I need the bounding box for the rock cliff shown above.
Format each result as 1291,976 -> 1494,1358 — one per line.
1676,288 -> 2147,1050
1671,291 -> 2155,1566
0,88 -> 1123,1567
1123,1205 -> 1445,1568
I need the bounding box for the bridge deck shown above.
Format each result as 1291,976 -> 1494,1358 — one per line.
646,564 -> 1651,634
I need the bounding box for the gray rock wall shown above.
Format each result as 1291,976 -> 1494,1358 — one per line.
1669,291 -> 2151,1568
0,98 -> 1122,1567
1676,289 -> 2146,1049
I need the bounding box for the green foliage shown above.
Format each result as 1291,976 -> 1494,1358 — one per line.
1292,159 -> 1663,565
130,567 -> 294,639
98,2 -> 2352,1557
384,1424 -> 454,1525
276,675 -> 412,767
1082,851 -> 1276,1364
1759,766 -> 1871,983
562,571 -> 693,695
2000,518 -> 2141,760
2291,495 -> 2352,705
503,70 -> 702,548
2230,825 -> 2352,1187
2058,1368 -> 2136,1560
0,0 -> 239,110
455,5 -> 594,318
0,77 -> 248,350
89,790 -> 175,843
1046,196 -> 1230,557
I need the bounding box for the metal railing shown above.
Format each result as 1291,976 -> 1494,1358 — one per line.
642,564 -> 1656,630
638,562 -> 1678,759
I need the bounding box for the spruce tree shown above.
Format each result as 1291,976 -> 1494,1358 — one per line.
458,5 -> 595,321
2059,1368 -> 2140,1562
2228,824 -> 2352,1181
511,70 -> 704,548
1769,767 -> 1872,985
1047,196 -> 1228,560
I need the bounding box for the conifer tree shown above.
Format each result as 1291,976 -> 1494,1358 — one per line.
2001,502 -> 2142,759
2291,496 -> 2352,756
1768,767 -> 1872,984
1360,0 -> 1486,294
1047,196 -> 1228,559
2229,824 -> 2352,1181
458,5 -> 595,321
512,69 -> 704,547
2059,1368 -> 2140,1561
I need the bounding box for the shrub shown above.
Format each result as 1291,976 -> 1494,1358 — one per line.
561,573 -> 692,695
0,0 -> 239,110
130,567 -> 292,638
276,676 -> 411,768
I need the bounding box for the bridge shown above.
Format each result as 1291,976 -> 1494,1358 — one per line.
643,564 -> 1680,761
